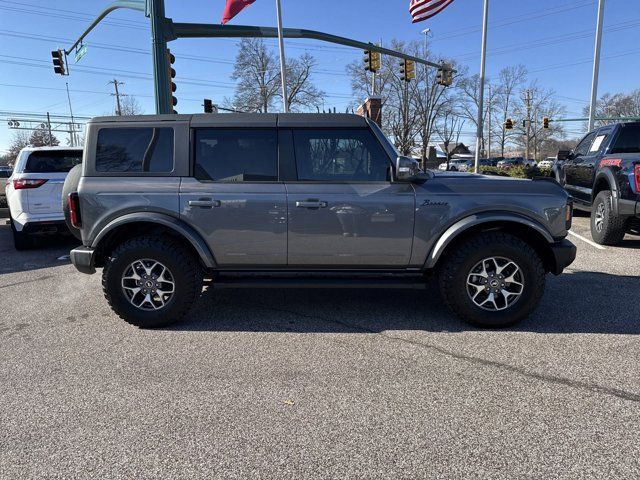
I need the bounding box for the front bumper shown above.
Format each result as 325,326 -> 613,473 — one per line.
550,238 -> 577,275
70,246 -> 96,275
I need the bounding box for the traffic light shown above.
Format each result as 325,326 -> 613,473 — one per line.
505,118 -> 514,130
51,49 -> 66,76
203,99 -> 215,114
436,64 -> 453,86
364,49 -> 381,73
400,59 -> 415,82
543,117 -> 550,129
166,48 -> 177,110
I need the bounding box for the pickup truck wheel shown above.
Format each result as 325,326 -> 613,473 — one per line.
438,232 -> 546,328
590,190 -> 627,245
102,236 -> 203,328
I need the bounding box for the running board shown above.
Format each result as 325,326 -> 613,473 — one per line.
209,277 -> 428,290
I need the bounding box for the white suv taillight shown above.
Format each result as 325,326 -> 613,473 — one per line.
634,164 -> 640,193
13,178 -> 48,189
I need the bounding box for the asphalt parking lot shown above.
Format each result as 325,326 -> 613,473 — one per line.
0,211 -> 638,479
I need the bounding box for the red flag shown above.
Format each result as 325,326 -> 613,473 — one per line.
221,0 -> 256,24
410,0 -> 454,23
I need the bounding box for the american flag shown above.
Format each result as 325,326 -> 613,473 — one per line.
410,0 -> 455,23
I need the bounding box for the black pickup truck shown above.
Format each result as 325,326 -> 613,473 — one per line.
557,122 -> 640,245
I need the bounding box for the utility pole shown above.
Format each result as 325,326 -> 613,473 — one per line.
422,28 -> 430,168
275,0 -> 289,113
588,0 -> 606,131
46,112 -> 53,146
487,85 -> 492,160
474,0 -> 489,172
108,79 -> 125,115
525,89 -> 531,160
65,82 -> 75,147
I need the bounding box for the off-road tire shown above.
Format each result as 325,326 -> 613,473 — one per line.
438,232 -> 546,328
590,190 -> 627,246
62,164 -> 83,240
10,216 -> 35,250
102,235 -> 203,328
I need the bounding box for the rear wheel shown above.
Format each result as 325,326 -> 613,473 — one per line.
439,232 -> 546,328
102,235 -> 203,328
590,190 -> 627,245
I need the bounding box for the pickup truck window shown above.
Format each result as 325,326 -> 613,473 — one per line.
573,132 -> 596,157
96,127 -> 173,173
610,124 -> 640,154
194,129 -> 278,182
589,134 -> 608,154
292,129 -> 391,182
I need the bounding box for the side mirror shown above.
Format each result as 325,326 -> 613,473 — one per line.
395,156 -> 422,181
556,150 -> 572,161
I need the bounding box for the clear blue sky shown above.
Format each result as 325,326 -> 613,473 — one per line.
1,0 -> 639,152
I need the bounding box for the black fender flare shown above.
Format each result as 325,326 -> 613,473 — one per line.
592,168 -> 619,214
424,212 -> 554,269
91,212 -> 217,268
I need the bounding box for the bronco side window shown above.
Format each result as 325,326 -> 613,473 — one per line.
193,129 -> 278,182
96,127 -> 174,173
292,129 -> 391,182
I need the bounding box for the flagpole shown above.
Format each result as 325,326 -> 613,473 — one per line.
588,0 -> 605,131
275,0 -> 289,113
474,0 -> 489,172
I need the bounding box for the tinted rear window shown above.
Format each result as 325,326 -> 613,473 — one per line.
96,127 -> 174,173
194,129 -> 278,182
0,170 -> 11,178
610,124 -> 640,154
24,151 -> 82,173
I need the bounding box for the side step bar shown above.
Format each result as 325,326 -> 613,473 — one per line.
209,277 -> 428,290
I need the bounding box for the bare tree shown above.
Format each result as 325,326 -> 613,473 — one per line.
493,65 -> 527,156
436,103 -> 465,169
230,38 -> 281,113
346,39 -> 455,160
229,38 -> 322,113
583,89 -> 640,127
283,53 -> 324,112
6,130 -> 31,164
119,95 -> 144,116
512,82 -> 565,160
28,124 -> 60,148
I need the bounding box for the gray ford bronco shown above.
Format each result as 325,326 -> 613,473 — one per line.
65,113 -> 576,328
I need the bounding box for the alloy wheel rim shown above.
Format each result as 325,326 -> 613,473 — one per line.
594,202 -> 605,232
121,259 -> 175,311
466,256 -> 524,311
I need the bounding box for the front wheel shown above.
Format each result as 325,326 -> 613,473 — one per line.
438,232 -> 546,328
102,236 -> 203,328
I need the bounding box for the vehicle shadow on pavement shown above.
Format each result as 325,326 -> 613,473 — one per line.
0,230 -> 80,275
170,271 -> 640,335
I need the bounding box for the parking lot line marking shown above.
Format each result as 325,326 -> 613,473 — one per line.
568,230 -> 606,250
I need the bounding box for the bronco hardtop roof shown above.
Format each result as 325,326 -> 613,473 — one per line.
88,113 -> 369,128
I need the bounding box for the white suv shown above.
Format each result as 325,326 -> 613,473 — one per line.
6,146 -> 83,249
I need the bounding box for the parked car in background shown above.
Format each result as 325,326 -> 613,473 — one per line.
557,122 -> 640,245
438,158 -> 472,171
6,146 -> 83,249
497,157 -> 535,170
0,166 -> 11,207
537,157 -> 556,169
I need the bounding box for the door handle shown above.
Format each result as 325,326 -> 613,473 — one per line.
188,198 -> 221,208
296,200 -> 328,209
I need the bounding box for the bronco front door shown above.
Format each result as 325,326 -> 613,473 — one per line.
284,128 -> 415,268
